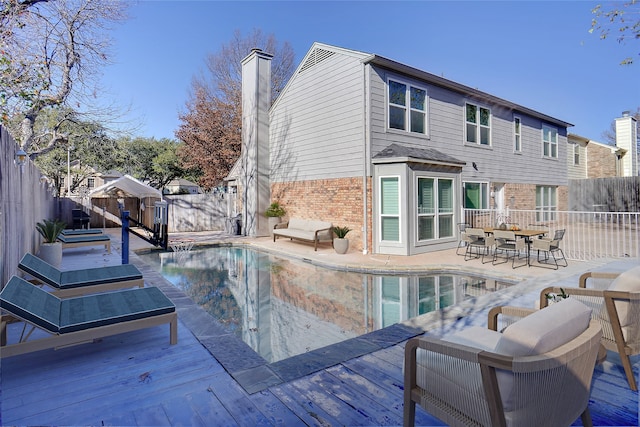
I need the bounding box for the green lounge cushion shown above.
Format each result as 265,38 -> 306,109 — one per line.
57,234 -> 110,243
18,253 -> 62,287
61,229 -> 103,236
19,253 -> 142,289
1,276 -> 175,334
0,276 -> 61,333
59,287 -> 175,333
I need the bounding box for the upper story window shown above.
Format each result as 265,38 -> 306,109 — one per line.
465,103 -> 491,146
542,124 -> 558,158
514,116 -> 522,152
87,178 -> 95,188
573,143 -> 580,165
388,79 -> 427,135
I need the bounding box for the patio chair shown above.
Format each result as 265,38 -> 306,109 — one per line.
72,209 -> 91,230
57,233 -> 111,253
404,298 -> 602,427
0,276 -> 177,358
463,228 -> 494,263
456,223 -> 471,255
18,253 -> 143,298
492,230 -> 526,269
539,265 -> 640,390
531,229 -> 567,269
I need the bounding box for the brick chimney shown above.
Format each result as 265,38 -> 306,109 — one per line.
615,111 -> 639,176
241,48 -> 273,236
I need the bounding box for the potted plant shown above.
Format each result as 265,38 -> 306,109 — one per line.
332,225 -> 351,254
265,202 -> 286,235
36,219 -> 66,267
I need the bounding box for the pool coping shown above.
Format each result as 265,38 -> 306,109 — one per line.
130,244 -> 560,394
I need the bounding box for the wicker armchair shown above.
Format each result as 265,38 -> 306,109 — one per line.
539,265 -> 640,390
404,299 -> 602,427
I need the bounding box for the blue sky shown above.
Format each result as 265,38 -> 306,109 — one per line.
104,0 -> 639,142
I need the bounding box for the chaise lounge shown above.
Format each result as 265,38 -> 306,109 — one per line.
18,253 -> 144,297
0,276 -> 177,358
57,233 -> 111,253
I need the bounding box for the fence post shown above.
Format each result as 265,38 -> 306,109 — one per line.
121,210 -> 129,264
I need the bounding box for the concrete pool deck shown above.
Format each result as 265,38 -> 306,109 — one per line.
2,228 -> 638,426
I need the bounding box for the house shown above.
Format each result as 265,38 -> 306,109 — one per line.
567,112 -> 637,180
567,134 -> 626,179
234,43 -> 575,256
163,178 -> 202,195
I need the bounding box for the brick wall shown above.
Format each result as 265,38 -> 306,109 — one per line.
271,177 -> 372,252
587,144 -> 619,178
502,183 -> 568,211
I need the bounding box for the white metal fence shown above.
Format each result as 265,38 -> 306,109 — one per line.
462,209 -> 640,261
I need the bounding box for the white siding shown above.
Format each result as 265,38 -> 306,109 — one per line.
367,66 -> 568,187
270,50 -> 365,182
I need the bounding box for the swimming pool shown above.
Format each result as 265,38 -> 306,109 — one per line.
139,246 -> 514,363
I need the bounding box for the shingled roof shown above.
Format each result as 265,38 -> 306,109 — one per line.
372,143 -> 466,166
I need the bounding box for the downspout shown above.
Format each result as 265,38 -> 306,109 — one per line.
362,62 -> 370,254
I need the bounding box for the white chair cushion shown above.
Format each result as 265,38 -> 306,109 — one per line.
495,298 -> 591,357
608,265 -> 640,327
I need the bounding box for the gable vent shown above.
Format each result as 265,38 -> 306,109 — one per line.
299,48 -> 335,73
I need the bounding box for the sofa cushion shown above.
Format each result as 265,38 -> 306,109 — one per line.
608,265 -> 640,327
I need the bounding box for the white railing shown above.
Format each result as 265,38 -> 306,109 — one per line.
462,209 -> 640,261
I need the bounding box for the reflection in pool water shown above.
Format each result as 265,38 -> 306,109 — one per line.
140,246 -> 514,363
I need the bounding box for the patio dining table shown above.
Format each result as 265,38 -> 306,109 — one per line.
482,227 -> 547,266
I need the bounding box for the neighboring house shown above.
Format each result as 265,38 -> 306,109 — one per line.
567,112 -> 637,180
64,164 -> 122,196
163,178 -> 202,195
567,134 -> 626,179
233,43 -> 575,256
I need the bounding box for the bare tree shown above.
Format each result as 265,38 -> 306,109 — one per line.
590,1 -> 640,65
176,29 -> 295,190
0,0 -> 128,155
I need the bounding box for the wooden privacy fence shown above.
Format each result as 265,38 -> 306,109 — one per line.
464,209 -> 639,261
569,177 -> 640,212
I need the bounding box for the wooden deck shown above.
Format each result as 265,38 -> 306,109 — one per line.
1,244 -> 638,426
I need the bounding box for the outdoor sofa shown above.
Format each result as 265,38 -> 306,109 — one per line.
61,229 -> 103,236
0,276 -> 177,358
273,218 -> 333,251
18,253 -> 143,297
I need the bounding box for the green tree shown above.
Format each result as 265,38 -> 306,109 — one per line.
32,108 -> 119,196
117,137 -> 190,189
590,1 -> 640,65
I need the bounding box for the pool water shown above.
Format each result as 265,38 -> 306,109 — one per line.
140,246 -> 514,363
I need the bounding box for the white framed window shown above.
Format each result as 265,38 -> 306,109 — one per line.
536,185 -> 557,221
514,116 -> 522,152
416,177 -> 454,241
542,124 -> 558,158
380,176 -> 400,242
465,103 -> 491,146
87,178 -> 95,189
573,143 -> 580,165
388,79 -> 427,135
463,182 -> 488,209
